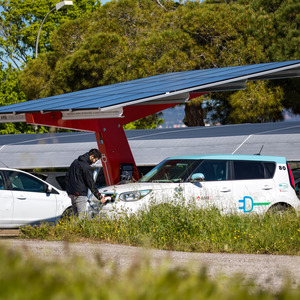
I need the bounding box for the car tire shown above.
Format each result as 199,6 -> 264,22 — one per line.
267,204 -> 296,217
61,207 -> 73,220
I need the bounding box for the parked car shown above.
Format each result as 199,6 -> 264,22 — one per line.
291,168 -> 300,180
30,171 -> 67,191
88,154 -> 300,218
295,177 -> 300,199
0,168 -> 72,228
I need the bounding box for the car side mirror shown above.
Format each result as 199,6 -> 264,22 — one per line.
189,173 -> 205,182
47,186 -> 53,193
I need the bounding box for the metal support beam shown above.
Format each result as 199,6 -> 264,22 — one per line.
95,125 -> 140,185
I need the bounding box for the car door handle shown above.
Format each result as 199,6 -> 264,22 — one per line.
262,185 -> 273,190
220,187 -> 231,192
17,196 -> 26,200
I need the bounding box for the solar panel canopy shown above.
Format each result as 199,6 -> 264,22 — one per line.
0,60 -> 299,122
1,60 -> 300,186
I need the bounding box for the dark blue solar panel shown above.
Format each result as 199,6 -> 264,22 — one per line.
0,61 -> 299,114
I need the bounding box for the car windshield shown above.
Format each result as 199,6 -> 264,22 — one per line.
139,159 -> 201,183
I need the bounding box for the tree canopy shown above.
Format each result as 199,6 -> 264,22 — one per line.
0,62 -> 50,133
0,0 -> 100,68
0,0 -> 299,133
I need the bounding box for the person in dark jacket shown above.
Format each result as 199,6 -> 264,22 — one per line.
66,149 -> 106,218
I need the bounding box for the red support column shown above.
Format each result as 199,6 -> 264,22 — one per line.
95,121 -> 140,186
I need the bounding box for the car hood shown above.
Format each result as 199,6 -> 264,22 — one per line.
99,182 -> 180,195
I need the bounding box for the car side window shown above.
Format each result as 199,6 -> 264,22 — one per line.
7,171 -> 47,193
263,162 -> 276,178
193,160 -> 228,181
0,173 -> 5,190
233,161 -> 274,180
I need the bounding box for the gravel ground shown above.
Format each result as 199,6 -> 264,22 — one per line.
1,239 -> 300,291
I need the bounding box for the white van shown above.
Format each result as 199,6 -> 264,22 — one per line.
89,155 -> 300,218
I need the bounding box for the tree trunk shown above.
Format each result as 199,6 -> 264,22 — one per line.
183,99 -> 205,127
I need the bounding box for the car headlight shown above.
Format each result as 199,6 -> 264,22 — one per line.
119,190 -> 152,202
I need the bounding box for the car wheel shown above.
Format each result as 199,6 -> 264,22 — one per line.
61,207 -> 73,220
267,204 -> 296,217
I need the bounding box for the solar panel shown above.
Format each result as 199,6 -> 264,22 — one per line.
0,60 -> 299,116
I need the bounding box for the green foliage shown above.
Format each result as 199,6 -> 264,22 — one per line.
0,63 -> 26,106
236,0 -> 300,115
0,0 -> 100,67
1,0 -> 299,133
0,63 -> 49,133
236,0 -> 300,61
1,242 -> 300,300
21,202 -> 300,255
123,113 -> 164,129
228,81 -> 284,123
19,0 -> 299,128
209,81 -> 285,124
179,2 -> 268,67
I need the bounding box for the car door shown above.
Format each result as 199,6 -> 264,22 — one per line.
0,171 -> 14,225
231,160 -> 276,214
183,160 -> 234,212
6,170 -> 58,226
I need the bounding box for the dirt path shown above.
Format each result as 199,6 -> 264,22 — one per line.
2,239 -> 300,291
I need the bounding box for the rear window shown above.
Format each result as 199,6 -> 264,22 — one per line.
264,162 -> 276,178
233,160 -> 275,180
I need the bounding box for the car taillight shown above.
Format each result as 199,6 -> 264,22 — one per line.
287,163 -> 295,189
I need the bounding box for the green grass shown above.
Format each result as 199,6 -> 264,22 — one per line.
20,201 -> 300,255
0,244 -> 300,300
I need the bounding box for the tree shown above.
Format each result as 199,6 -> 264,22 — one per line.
175,1 -> 275,125
16,0 -> 299,130
188,0 -> 299,124
123,113 -> 164,129
0,0 -> 100,68
235,0 -> 300,116
210,81 -> 284,124
183,97 -> 206,127
20,0 -> 180,129
0,0 -> 101,134
0,63 -> 50,134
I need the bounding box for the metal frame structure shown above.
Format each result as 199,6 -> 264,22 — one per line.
0,61 -> 299,186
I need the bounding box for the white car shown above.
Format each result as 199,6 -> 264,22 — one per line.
89,155 -> 300,218
0,168 -> 72,228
